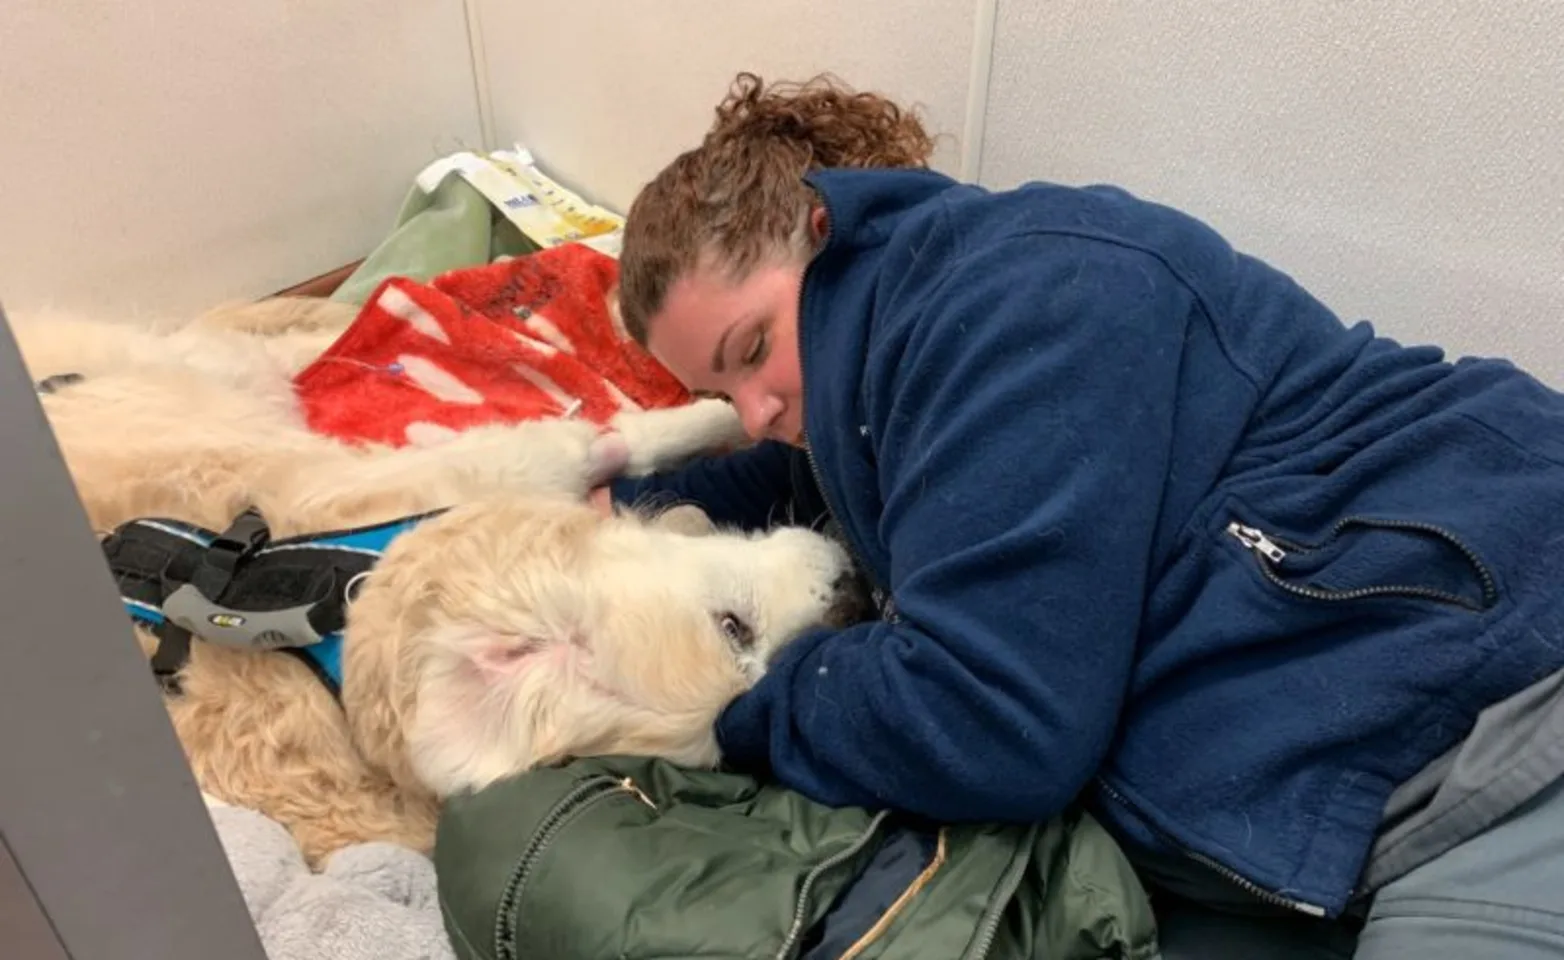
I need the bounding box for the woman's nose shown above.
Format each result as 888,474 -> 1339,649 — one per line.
735,391 -> 782,440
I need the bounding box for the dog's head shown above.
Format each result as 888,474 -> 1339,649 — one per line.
342,497 -> 870,798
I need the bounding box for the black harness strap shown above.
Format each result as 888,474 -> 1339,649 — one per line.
186,506 -> 272,601
147,622 -> 194,694
101,508 -> 419,699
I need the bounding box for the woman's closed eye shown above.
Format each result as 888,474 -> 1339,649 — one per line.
742,328 -> 769,367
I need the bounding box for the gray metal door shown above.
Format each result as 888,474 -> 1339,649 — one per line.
0,304 -> 269,960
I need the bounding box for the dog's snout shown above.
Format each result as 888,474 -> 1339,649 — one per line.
823,569 -> 876,628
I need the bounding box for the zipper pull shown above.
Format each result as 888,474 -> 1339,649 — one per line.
620,777 -> 657,810
1227,522 -> 1287,563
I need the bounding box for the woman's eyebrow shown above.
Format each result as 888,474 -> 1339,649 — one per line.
710,313 -> 761,373
710,325 -> 735,374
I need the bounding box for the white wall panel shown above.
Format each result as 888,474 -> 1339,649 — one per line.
981,2 -> 1564,384
472,0 -> 978,213
0,0 -> 482,317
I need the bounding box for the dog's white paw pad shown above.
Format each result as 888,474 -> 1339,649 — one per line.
587,433 -> 631,485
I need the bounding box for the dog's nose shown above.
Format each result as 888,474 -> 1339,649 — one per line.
823,569 -> 876,628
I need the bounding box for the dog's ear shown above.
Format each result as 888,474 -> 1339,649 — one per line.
466,634 -> 546,680
407,620 -> 607,794
440,623 -> 590,687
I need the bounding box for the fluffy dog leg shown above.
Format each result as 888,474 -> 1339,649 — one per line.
279,399 -> 743,525
609,399 -> 748,476
277,418 -> 608,522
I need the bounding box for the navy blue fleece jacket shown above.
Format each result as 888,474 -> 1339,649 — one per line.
611,168 -> 1564,916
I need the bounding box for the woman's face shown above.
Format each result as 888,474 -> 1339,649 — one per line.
645,208 -> 828,447
641,207 -> 832,447
647,257 -> 807,445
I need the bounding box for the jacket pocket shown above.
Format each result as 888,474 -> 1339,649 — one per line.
1223,510 -> 1498,613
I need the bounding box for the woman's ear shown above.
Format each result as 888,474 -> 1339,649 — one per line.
810,205 -> 830,243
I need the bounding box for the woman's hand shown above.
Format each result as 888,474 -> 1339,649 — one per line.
587,485 -> 614,516
583,430 -> 627,517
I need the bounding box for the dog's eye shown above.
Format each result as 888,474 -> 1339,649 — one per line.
717,612 -> 754,650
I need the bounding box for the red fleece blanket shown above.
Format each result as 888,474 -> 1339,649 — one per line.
293,244 -> 692,447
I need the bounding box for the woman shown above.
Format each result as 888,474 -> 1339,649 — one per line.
594,73 -> 1564,957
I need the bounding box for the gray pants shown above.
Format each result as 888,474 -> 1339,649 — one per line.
1153,772 -> 1564,958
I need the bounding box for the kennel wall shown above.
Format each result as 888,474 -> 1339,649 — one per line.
3,3 -> 1563,957
479,0 -> 1564,386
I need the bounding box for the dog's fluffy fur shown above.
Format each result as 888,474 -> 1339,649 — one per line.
10,297 -> 862,863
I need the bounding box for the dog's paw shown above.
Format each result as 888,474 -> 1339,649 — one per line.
611,399 -> 748,476
443,417 -> 603,496
681,397 -> 749,449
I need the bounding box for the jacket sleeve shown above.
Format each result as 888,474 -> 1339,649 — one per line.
714,232 -> 1194,823
608,439 -> 802,533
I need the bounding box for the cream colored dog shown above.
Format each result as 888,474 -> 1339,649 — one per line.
10,297 -> 865,864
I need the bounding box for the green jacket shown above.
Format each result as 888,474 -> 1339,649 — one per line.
434,756 -> 1158,960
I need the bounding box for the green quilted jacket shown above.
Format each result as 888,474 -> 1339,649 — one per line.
434,755 -> 1158,960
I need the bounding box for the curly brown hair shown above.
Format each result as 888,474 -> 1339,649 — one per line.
617,71 -> 935,345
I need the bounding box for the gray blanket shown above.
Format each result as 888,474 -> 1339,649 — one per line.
204,795 -> 455,960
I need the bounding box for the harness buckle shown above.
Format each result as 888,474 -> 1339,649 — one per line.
189,506 -> 270,597
207,506 -> 271,564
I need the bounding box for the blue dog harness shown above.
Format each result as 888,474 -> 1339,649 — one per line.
101,506 -> 442,696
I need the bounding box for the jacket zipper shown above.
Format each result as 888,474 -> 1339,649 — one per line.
802,440 -> 888,596
961,824 -> 1041,960
494,775 -> 657,960
1095,777 -> 1328,918
774,809 -> 893,960
794,198 -> 897,621
1226,515 -> 1497,611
